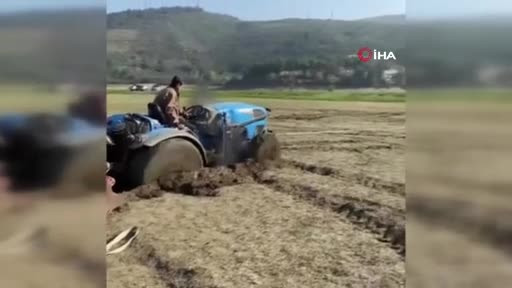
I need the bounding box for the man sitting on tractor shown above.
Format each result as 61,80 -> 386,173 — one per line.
152,76 -> 184,129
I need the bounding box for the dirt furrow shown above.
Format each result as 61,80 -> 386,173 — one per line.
281,143 -> 397,152
272,111 -> 341,121
283,159 -> 405,196
127,239 -> 218,288
282,139 -> 360,146
227,163 -> 405,257
273,110 -> 403,120
260,178 -> 405,257
279,130 -> 405,139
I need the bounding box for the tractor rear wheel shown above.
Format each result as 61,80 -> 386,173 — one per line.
254,132 -> 280,163
127,138 -> 203,188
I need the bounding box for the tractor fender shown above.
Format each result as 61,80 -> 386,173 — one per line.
141,128 -> 207,165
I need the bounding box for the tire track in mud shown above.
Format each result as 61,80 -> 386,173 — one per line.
126,238 -> 218,288
282,159 -> 405,196
225,163 -> 405,257
409,195 -> 512,257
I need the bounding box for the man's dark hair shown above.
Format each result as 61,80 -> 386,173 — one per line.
169,76 -> 183,88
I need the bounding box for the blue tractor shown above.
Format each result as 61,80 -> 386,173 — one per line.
0,113 -> 105,191
106,102 -> 280,190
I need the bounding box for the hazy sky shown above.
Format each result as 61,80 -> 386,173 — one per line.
1,0 -> 511,19
0,0 -> 104,12
408,0 -> 512,19
107,0 -> 405,20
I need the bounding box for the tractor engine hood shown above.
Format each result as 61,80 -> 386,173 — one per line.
207,102 -> 269,125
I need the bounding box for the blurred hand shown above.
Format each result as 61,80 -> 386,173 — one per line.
106,176 -> 124,214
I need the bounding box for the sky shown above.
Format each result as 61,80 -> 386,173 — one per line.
408,0 -> 512,19
107,0 -> 405,20
1,0 -> 511,20
0,0 -> 104,12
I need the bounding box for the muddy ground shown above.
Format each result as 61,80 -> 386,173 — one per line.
107,101 -> 406,288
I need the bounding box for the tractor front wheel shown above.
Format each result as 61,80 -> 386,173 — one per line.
254,132 -> 280,163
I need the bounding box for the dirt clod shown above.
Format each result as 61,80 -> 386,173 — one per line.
157,166 -> 252,197
134,184 -> 165,199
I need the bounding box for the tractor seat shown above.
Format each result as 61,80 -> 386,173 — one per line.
147,103 -> 171,126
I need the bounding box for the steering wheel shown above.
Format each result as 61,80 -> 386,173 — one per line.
185,105 -> 210,122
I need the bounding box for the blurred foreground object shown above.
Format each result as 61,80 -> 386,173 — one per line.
69,90 -> 107,126
0,110 -> 106,288
407,101 -> 512,287
407,1 -> 512,286
0,4 -> 106,288
0,113 -> 104,192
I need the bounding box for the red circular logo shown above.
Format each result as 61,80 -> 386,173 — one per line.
357,47 -> 373,62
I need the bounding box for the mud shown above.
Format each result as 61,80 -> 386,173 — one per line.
134,184 -> 165,199
158,167 -> 245,197
128,167 -> 252,199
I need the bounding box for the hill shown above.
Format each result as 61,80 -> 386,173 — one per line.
107,7 -> 405,85
356,14 -> 405,23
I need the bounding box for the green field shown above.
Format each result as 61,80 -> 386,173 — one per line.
4,85 -> 509,115
408,88 -> 512,102
107,86 -> 406,114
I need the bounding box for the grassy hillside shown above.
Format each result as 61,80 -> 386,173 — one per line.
107,7 -> 405,84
